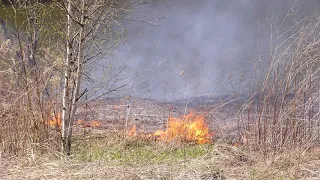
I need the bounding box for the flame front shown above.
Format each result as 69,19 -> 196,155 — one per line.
152,113 -> 212,144
47,115 -> 102,128
47,112 -> 211,144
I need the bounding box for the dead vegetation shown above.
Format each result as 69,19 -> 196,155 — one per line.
0,28 -> 62,157
236,14 -> 320,153
1,134 -> 320,179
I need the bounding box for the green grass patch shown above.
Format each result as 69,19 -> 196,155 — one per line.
72,133 -> 213,165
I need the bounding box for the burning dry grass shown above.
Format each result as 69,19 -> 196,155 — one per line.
1,133 -> 320,179
47,113 -> 103,128
128,113 -> 213,145
152,113 -> 213,144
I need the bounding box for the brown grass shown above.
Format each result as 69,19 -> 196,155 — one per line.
1,134 -> 320,179
236,14 -> 320,153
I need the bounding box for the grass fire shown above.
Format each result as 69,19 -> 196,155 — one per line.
129,113 -> 213,144
47,114 -> 103,128
1,0 -> 320,179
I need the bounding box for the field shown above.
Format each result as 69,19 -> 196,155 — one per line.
1,1 -> 320,179
1,98 -> 320,180
2,134 -> 320,179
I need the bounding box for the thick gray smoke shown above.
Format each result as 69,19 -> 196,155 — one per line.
112,0 -> 320,101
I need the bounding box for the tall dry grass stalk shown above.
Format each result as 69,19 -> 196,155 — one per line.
238,15 -> 320,153
0,34 -> 61,157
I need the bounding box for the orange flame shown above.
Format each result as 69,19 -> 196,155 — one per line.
128,125 -> 137,136
77,119 -> 102,128
89,120 -> 102,127
151,113 -> 212,144
48,113 -> 61,127
47,115 -> 102,128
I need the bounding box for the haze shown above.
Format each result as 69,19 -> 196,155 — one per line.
104,0 -> 320,101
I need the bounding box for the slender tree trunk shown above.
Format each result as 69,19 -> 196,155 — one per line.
67,0 -> 86,155
62,0 -> 72,155
61,0 -> 86,155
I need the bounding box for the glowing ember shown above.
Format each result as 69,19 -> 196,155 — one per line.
128,125 -> 137,136
151,113 -> 212,144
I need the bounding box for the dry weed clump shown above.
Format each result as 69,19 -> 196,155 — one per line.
237,14 -> 320,153
0,33 -> 61,157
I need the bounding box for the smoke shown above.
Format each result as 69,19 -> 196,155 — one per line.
111,0 -> 320,101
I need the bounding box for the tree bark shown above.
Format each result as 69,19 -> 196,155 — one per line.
62,0 -> 72,155
67,0 -> 85,155
62,0 -> 86,156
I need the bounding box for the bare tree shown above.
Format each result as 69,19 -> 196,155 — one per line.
59,0 -> 142,155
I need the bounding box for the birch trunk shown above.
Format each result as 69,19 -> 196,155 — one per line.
61,0 -> 72,155
67,0 -> 86,155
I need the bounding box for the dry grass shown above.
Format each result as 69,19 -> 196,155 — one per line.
0,130 -> 319,179
0,35 -> 62,157
236,13 -> 320,153
1,134 -> 320,180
